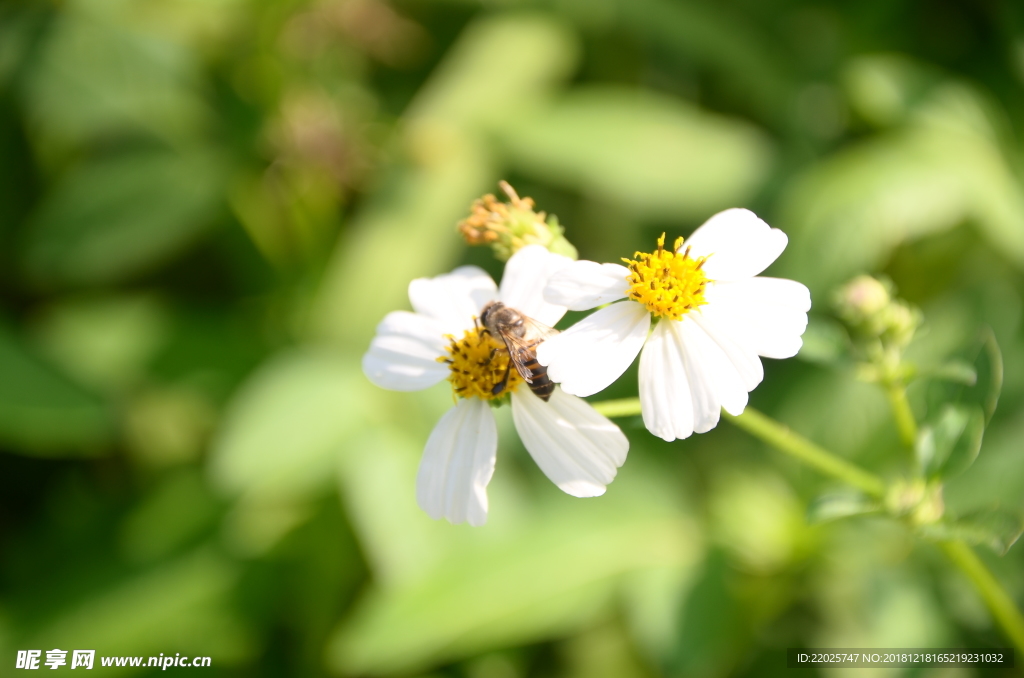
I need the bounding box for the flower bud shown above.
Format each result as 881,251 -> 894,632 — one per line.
834,275 -> 890,328
885,478 -> 944,526
834,275 -> 921,349
457,181 -> 577,260
883,302 -> 921,348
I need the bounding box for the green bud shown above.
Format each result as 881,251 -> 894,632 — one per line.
835,275 -> 890,326
885,478 -> 944,526
833,275 -> 921,350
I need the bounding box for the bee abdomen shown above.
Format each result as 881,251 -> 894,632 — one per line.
523,357 -> 554,401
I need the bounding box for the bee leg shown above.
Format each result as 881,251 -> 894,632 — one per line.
492,360 -> 512,397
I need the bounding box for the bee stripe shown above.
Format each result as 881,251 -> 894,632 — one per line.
526,361 -> 554,401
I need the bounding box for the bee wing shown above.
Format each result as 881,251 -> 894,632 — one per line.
520,316 -> 560,343
501,316 -> 559,384
500,334 -> 537,383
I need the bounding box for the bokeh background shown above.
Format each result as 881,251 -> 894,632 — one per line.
2,0 -> 1024,675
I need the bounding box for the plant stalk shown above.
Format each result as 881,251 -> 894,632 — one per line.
722,407 -> 887,498
939,540 -> 1024,658
593,398 -> 1024,654
591,398 -> 886,497
591,397 -> 646,419
886,383 -> 919,448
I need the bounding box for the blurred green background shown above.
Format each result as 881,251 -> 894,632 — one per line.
2,0 -> 1024,675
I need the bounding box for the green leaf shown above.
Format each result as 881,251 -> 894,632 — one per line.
329,439 -> 701,676
780,129 -> 970,290
209,349 -> 375,500
0,5 -> 47,92
919,360 -> 977,386
118,470 -> 221,564
31,295 -> 169,393
919,509 -> 1024,556
668,550 -> 746,677
330,509 -> 697,676
922,328 -> 1003,436
974,328 -> 1003,423
209,349 -> 383,555
808,492 -> 880,523
561,0 -> 791,119
780,74 -> 1024,290
916,404 -> 985,480
0,322 -> 112,455
500,87 -> 774,220
24,549 -> 251,663
843,54 -> 945,127
404,13 -> 578,134
24,148 -> 225,287
23,8 -> 208,146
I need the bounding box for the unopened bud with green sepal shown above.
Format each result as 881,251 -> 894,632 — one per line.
834,275 -> 921,349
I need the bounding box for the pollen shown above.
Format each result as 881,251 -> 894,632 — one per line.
623,233 -> 710,321
438,323 -> 523,401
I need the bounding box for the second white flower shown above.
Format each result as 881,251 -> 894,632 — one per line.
536,208 -> 811,442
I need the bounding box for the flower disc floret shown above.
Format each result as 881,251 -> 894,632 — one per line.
623,234 -> 710,321
441,325 -> 522,400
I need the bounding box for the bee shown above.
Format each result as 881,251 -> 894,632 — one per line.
479,301 -> 558,401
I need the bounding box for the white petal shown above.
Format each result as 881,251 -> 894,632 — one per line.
416,398 -> 497,527
700,303 -> 808,359
638,320 -> 694,441
511,388 -> 628,497
499,245 -> 573,327
689,312 -> 764,392
362,311 -> 450,391
707,277 -> 811,312
684,208 -> 788,281
674,317 -> 749,432
536,301 -> 650,398
702,278 -> 810,359
544,260 -> 630,311
409,266 -> 497,335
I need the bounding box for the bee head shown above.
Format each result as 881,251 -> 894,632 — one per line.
479,300 -> 504,333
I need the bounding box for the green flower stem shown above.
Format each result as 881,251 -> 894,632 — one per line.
721,408 -> 887,498
939,540 -> 1024,657
591,398 -> 886,497
592,397 -> 1024,655
885,383 -> 918,447
590,397 -> 645,419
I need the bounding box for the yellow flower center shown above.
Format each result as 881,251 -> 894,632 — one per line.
623,234 -> 710,321
438,324 -> 523,400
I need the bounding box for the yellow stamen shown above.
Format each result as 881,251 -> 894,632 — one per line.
437,324 -> 523,401
622,233 -> 710,321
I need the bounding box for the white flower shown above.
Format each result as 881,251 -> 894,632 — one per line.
537,209 -> 811,442
362,245 -> 629,526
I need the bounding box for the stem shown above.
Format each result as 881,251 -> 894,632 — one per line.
723,408 -> 887,498
592,398 -> 886,498
593,397 -> 1024,656
939,540 -> 1024,657
886,383 -> 918,447
591,397 -> 643,419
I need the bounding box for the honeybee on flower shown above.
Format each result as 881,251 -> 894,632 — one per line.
362,245 -> 628,526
